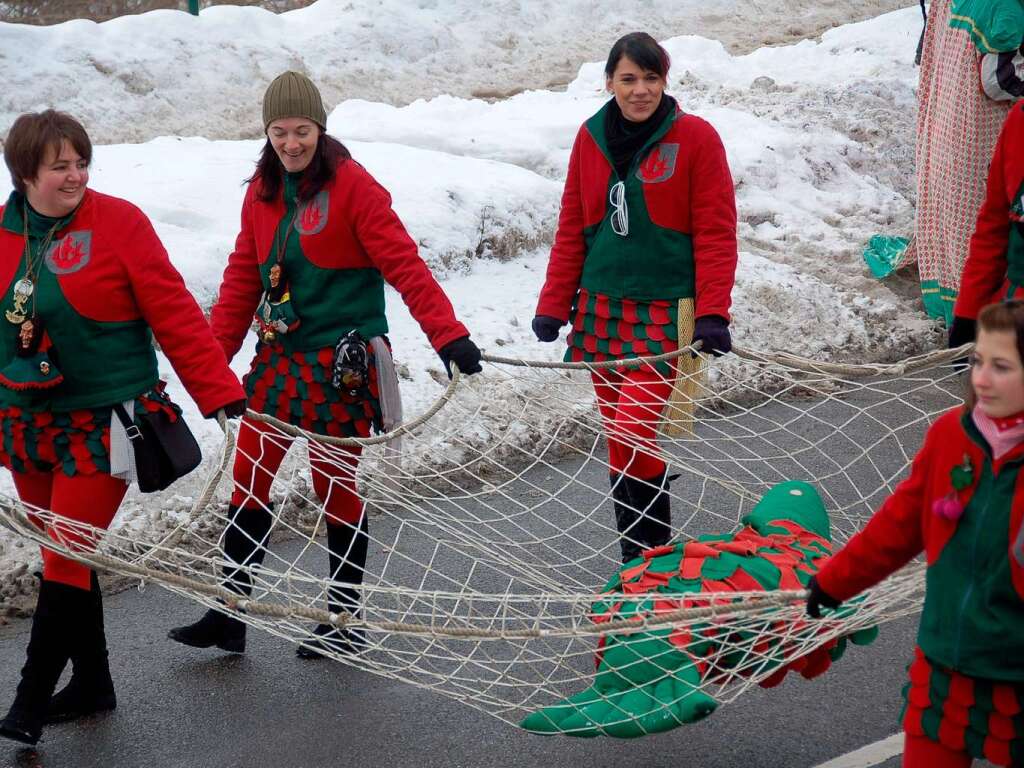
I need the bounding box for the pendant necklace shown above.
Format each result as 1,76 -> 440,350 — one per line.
6,206 -> 63,327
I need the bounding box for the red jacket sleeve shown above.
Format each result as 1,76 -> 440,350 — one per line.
348,166 -> 469,352
689,125 -> 738,320
536,130 -> 587,322
121,206 -> 245,417
955,107 -> 1020,319
210,184 -> 265,363
815,426 -> 933,602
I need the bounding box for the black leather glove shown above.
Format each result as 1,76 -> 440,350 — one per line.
806,575 -> 842,619
691,315 -> 732,357
439,336 -> 482,378
948,316 -> 977,350
210,399 -> 247,419
532,315 -> 564,343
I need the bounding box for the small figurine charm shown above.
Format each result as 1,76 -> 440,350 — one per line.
331,331 -> 368,395
255,263 -> 300,344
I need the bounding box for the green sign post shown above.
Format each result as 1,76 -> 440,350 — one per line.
188,0 -> 199,14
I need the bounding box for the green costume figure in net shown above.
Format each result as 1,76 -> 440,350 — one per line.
520,481 -> 879,738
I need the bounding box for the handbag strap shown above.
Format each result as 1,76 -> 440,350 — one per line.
112,403 -> 143,441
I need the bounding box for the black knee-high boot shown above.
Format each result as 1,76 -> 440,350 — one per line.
168,503 -> 273,654
46,571 -> 116,724
611,471 -> 644,563
1,580 -> 85,745
622,470 -> 673,553
296,514 -> 368,659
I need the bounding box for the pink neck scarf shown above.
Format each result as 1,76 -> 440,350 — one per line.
973,405 -> 1024,460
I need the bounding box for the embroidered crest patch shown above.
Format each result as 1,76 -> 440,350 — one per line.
635,143 -> 679,184
45,231 -> 92,275
295,191 -> 329,235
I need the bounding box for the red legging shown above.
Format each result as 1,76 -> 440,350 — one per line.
230,417 -> 363,526
903,733 -> 972,767
12,470 -> 128,590
591,366 -> 673,480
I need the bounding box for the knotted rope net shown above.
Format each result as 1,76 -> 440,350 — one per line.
0,344 -> 965,736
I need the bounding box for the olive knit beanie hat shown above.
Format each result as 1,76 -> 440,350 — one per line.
262,71 -> 327,131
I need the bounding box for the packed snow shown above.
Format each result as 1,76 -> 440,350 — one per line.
0,3 -> 942,613
0,0 -> 909,145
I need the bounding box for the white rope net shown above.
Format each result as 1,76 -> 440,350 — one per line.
0,345 -> 966,737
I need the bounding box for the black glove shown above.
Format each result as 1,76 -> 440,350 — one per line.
439,336 -> 482,378
948,316 -> 977,350
691,315 -> 732,357
532,315 -> 564,343
211,398 -> 248,419
806,575 -> 842,619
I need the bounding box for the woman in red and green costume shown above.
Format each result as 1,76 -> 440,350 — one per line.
950,103 -> 1024,348
809,300 -> 1024,767
533,33 -> 737,563
168,72 -> 483,660
0,111 -> 246,746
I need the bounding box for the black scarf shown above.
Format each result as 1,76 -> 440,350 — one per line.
604,94 -> 677,180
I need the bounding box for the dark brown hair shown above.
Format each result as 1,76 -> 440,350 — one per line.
604,32 -> 671,80
964,300 -> 1024,411
4,110 -> 92,194
248,131 -> 351,203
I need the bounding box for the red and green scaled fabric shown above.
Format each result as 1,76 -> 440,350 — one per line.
955,103 -> 1024,320
244,341 -> 381,438
0,389 -> 178,477
904,647 -> 1024,765
536,100 -> 736,369
520,480 -> 878,738
567,289 -> 678,376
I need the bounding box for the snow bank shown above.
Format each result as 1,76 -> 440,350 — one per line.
0,0 -> 910,145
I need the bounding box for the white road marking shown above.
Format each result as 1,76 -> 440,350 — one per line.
811,732 -> 903,768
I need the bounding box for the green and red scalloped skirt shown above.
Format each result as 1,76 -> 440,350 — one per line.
0,388 -> 179,477
565,288 -> 679,376
903,647 -> 1024,766
243,341 -> 382,438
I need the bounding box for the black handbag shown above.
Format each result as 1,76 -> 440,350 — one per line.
112,403 -> 202,493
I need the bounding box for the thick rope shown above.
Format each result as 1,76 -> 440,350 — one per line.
245,366 -> 462,447
0,493 -> 924,641
481,343 -> 966,377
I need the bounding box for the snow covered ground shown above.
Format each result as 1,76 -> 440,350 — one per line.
0,3 -> 939,613
0,0 -> 908,144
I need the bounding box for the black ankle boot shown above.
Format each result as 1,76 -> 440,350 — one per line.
611,472 -> 643,563
168,503 -> 273,654
1,581 -> 85,745
297,515 -> 368,659
46,572 -> 116,724
622,471 -> 673,554
167,607 -> 247,653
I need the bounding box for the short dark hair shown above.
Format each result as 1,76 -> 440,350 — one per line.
4,110 -> 92,194
248,131 -> 351,203
965,300 -> 1024,410
605,32 -> 671,80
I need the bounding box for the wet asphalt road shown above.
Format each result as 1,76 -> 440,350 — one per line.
0,577 -> 919,768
